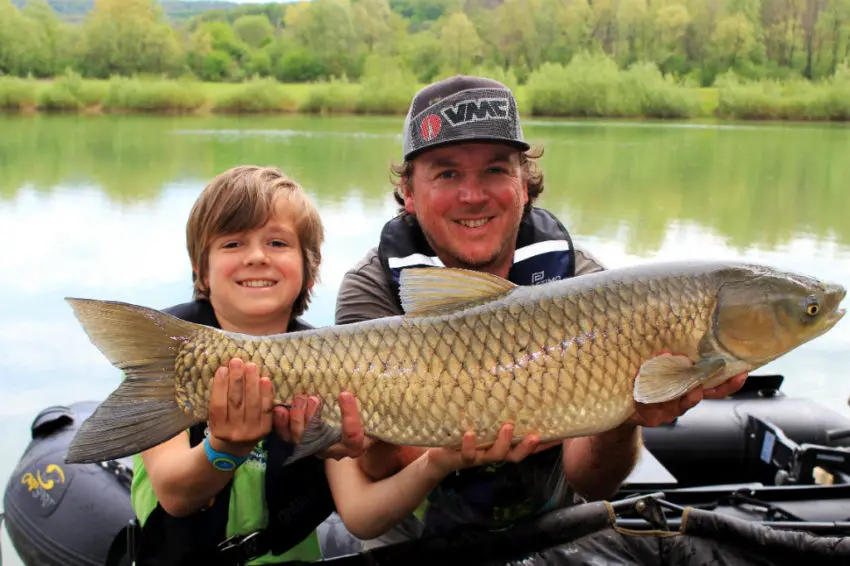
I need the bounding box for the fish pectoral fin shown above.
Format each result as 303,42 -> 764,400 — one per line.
634,356 -> 727,405
399,267 -> 517,317
286,415 -> 343,465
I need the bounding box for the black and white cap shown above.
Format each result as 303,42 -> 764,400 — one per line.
401,75 -> 530,161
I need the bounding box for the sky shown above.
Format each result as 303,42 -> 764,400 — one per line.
179,0 -> 306,3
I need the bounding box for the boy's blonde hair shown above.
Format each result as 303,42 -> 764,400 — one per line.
186,165 -> 324,319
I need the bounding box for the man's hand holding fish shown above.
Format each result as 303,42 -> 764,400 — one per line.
625,352 -> 749,428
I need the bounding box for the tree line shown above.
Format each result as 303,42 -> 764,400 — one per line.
1,0 -> 849,86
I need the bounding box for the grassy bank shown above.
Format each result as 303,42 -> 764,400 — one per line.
2,64 -> 849,122
524,55 -> 701,119
714,71 -> 850,121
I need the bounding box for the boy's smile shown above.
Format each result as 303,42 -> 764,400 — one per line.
238,278 -> 278,288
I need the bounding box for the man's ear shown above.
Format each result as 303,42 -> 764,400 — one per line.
402,178 -> 416,214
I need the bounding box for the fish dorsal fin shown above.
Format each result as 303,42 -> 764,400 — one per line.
399,267 -> 517,317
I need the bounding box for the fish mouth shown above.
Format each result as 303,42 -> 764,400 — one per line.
825,284 -> 847,326
827,307 -> 846,326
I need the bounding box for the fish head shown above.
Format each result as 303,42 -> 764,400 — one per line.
711,265 -> 846,366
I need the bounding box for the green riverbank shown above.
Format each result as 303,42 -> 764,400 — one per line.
3,60 -> 850,122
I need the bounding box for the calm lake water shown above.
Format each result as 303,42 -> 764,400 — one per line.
1,113 -> 849,564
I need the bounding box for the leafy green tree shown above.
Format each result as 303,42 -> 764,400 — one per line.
284,0 -> 362,78
232,14 -> 274,49
186,21 -> 247,81
353,0 -> 393,54
712,12 -> 757,69
438,11 -> 483,74
78,0 -> 182,78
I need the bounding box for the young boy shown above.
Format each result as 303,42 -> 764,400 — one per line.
127,165 -> 366,565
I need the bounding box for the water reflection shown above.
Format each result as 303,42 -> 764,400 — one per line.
3,114 -> 850,252
0,114 -> 402,206
531,121 -> 850,253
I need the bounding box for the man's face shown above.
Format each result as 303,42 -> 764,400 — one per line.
404,142 -> 528,277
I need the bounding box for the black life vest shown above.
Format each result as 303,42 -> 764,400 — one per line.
374,207 -> 579,534
105,300 -> 336,566
378,207 -> 576,307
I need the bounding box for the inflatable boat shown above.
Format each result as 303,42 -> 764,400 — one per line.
2,401 -> 135,566
3,373 -> 850,565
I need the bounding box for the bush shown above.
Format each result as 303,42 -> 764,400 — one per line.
37,70 -> 104,111
101,77 -> 206,113
354,55 -> 419,114
525,52 -> 699,119
715,71 -> 850,121
212,76 -> 297,113
275,48 -> 327,82
298,77 -> 359,114
619,62 -> 700,119
0,77 -> 37,110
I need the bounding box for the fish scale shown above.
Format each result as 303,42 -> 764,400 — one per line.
62,260 -> 846,464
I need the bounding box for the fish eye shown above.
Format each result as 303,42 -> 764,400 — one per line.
805,296 -> 820,316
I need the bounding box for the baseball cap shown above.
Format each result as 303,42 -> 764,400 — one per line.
401,75 -> 530,161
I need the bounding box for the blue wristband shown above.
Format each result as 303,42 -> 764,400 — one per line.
204,436 -> 248,472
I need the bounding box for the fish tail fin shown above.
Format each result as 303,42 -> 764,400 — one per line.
64,298 -> 203,464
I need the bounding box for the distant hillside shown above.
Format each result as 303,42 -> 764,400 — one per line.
161,1 -> 241,21
11,0 -> 90,21
10,0 -> 242,22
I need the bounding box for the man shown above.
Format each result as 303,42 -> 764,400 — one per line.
325,75 -> 747,547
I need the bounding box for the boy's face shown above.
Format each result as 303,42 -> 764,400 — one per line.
203,198 -> 308,335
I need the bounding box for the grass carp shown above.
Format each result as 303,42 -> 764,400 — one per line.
63,260 -> 845,464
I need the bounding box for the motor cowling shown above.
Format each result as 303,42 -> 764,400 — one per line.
3,401 -> 136,566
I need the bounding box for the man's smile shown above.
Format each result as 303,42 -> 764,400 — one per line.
455,217 -> 493,228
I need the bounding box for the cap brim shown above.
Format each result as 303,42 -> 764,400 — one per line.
405,137 -> 531,161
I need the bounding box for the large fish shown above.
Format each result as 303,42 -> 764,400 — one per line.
63,260 -> 845,464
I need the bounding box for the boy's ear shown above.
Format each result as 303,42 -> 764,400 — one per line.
193,265 -> 208,290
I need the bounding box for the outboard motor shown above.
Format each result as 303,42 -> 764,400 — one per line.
3,401 -> 136,566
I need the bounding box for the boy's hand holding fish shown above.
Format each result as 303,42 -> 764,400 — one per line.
206,358 -> 274,459
273,391 -> 368,460
205,357 -> 369,462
